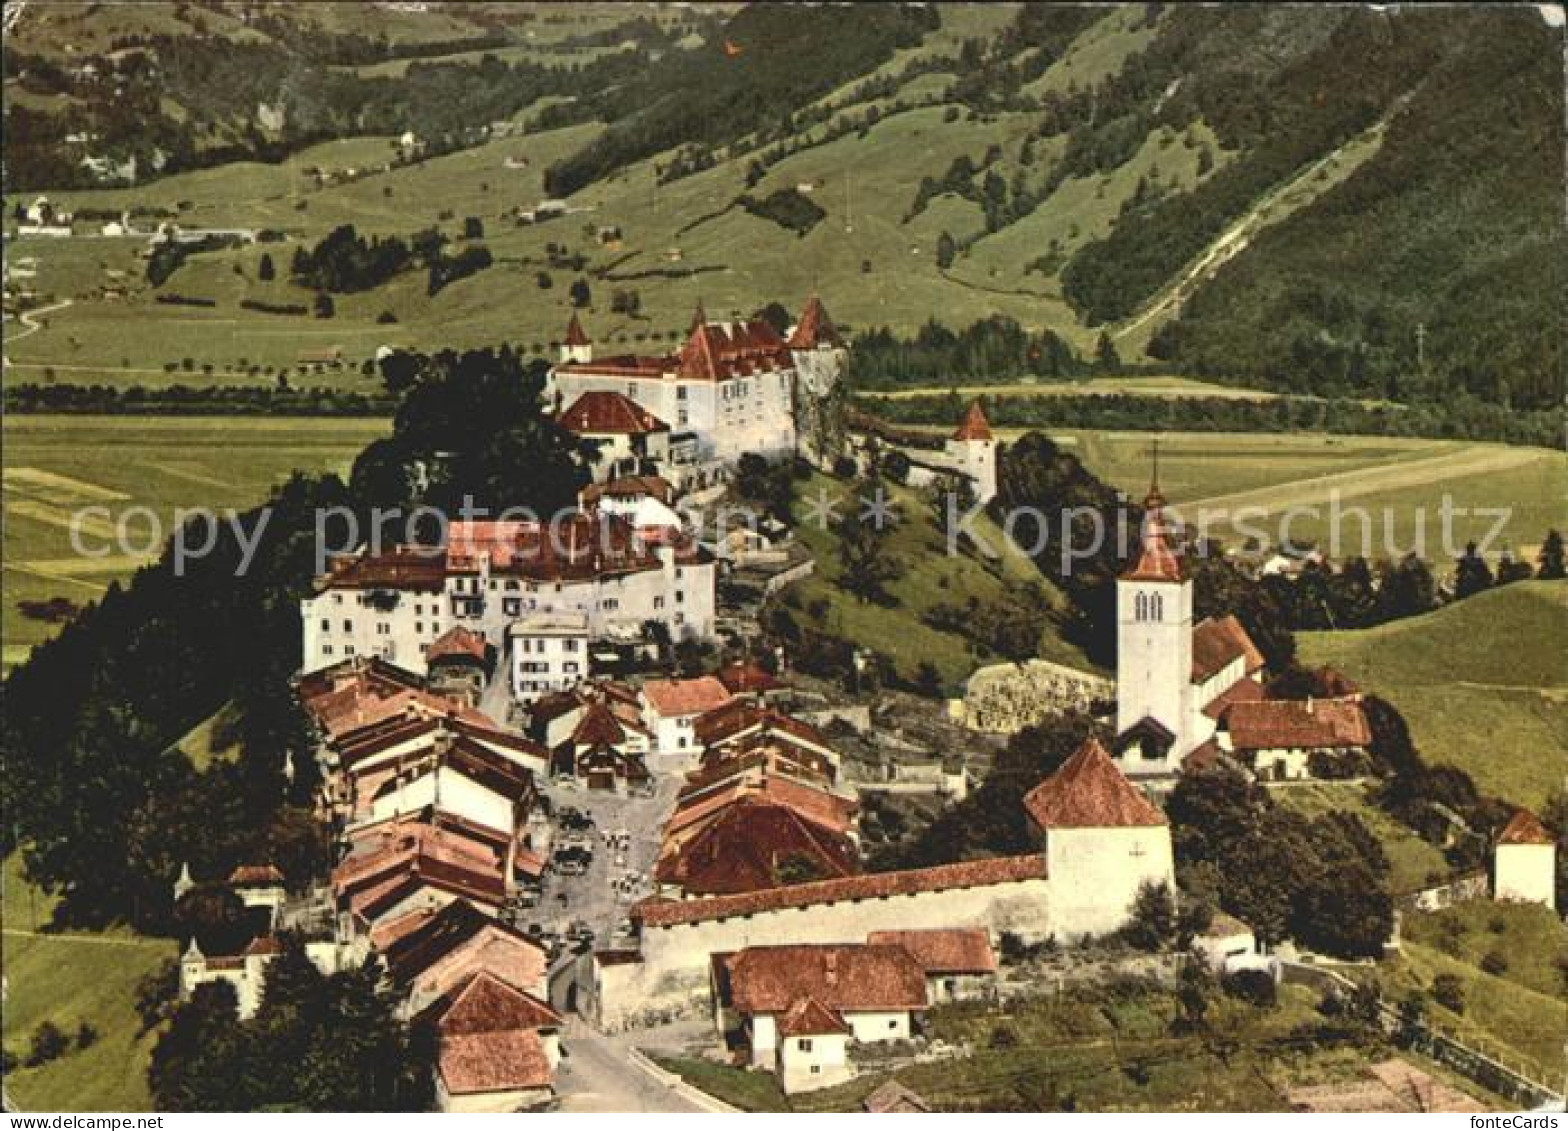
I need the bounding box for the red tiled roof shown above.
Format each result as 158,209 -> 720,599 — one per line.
433,971 -> 561,1035
379,899 -> 546,987
863,1081 -> 931,1113
243,934 -> 285,957
634,854 -> 1046,927
1123,489 -> 1184,583
951,400 -> 993,442
570,700 -> 627,747
1181,738 -> 1224,774
1191,615 -> 1266,684
1202,676 -> 1265,719
1225,697 -> 1370,751
678,317 -> 790,381
1498,808 -> 1555,846
564,311 -> 590,347
558,390 -> 668,435
440,1030 -> 554,1095
581,474 -> 675,507
727,944 -> 927,1014
778,996 -> 850,1036
656,799 -> 861,896
228,864 -> 284,887
716,659 -> 783,695
317,546 -> 447,591
866,929 -> 996,975
1023,737 -> 1167,829
428,626 -> 488,664
642,676 -> 732,719
786,294 -> 843,349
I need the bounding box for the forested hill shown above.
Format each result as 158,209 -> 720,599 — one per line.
5,3 -> 1563,411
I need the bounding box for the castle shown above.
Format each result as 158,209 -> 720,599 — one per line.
548,295 -> 848,478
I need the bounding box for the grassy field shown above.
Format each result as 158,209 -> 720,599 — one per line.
1,855 -> 173,1112
655,982 -> 1489,1111
1270,782 -> 1452,894
780,470 -> 1098,691
870,376 -> 1283,401
1299,581 -> 1568,811
1,414 -> 388,670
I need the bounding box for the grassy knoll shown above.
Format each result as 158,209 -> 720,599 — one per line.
1270,783 -> 1452,894
1,856 -> 173,1112
779,471 -> 1097,690
656,983 -> 1430,1111
1401,901 -> 1568,1006
1299,582 -> 1568,811
1,414 -> 388,669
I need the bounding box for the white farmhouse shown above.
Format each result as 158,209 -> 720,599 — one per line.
639,675 -> 734,766
1493,809 -> 1557,909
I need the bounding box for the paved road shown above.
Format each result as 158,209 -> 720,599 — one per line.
555,1019 -> 705,1113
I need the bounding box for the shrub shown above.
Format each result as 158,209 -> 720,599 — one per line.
26,1021 -> 69,1067
1431,973 -> 1466,1014
75,1022 -> 99,1050
1221,968 -> 1278,1008
1480,950 -> 1509,977
376,310 -> 398,324
988,1024 -> 1018,1049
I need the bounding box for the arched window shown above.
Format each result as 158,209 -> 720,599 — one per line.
1135,593 -> 1147,621
1152,594 -> 1164,621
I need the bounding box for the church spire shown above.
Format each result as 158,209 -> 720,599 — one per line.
1124,444 -> 1182,583
689,297 -> 708,333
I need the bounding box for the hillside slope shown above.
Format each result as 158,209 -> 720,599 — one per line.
3,3 -> 1561,411
1299,581 -> 1568,811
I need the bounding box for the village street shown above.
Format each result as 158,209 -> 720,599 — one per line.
554,1018 -> 710,1113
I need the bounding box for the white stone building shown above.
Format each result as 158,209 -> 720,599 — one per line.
1493,809 -> 1557,909
548,296 -> 846,470
639,675 -> 734,766
508,610 -> 590,704
299,516 -> 716,676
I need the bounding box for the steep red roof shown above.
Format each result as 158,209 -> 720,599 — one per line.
727,944 -> 927,1014
1191,615 -> 1266,684
655,798 -> 861,896
433,970 -> 561,1035
558,390 -> 668,435
428,626 -> 488,665
570,700 -> 627,748
564,311 -> 590,347
228,864 -> 284,887
634,855 -> 1046,927
716,659 -> 784,695
1225,697 -> 1370,751
866,929 -> 997,975
677,317 -> 790,380
1202,676 -> 1265,719
778,996 -> 850,1036
440,1030 -> 554,1095
642,676 -> 733,719
1023,737 -> 1167,829
1498,808 -> 1555,846
581,474 -> 675,507
1123,488 -> 1183,583
786,294 -> 843,349
951,400 -> 993,442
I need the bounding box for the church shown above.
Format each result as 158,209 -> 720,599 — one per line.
1112,477 -> 1268,780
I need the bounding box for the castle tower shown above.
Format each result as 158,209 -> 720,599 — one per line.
786,293 -> 849,466
943,400 -> 997,504
1114,473 -> 1194,777
560,312 -> 592,364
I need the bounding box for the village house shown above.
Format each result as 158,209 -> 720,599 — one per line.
508,610 -> 590,705
1217,696 -> 1372,781
556,389 -> 674,482
1492,808 -> 1557,909
712,944 -> 929,1093
865,929 -> 998,1003
549,698 -> 651,791
228,864 -> 287,930
425,627 -> 492,707
374,898 -> 550,1015
420,970 -> 563,1113
299,515 -> 717,676
640,675 -> 734,766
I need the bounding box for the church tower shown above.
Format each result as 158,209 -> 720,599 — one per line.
560,312 -> 592,364
1114,472 -> 1194,777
